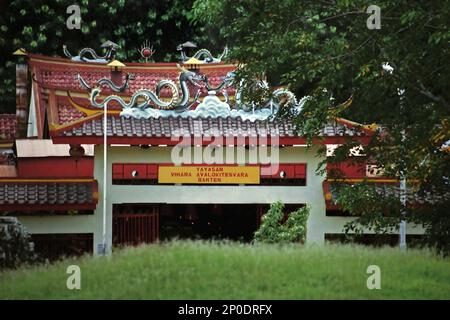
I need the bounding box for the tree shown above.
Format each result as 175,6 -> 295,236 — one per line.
254,202 -> 309,244
0,0 -> 214,113
0,216 -> 38,269
192,0 -> 450,254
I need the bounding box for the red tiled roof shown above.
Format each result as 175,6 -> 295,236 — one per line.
35,63 -> 235,95
0,114 -> 17,141
28,54 -> 373,145
51,114 -> 372,145
28,54 -> 237,127
0,180 -> 98,210
57,102 -> 86,124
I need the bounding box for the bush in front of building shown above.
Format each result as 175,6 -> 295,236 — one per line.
254,201 -> 309,244
0,216 -> 37,269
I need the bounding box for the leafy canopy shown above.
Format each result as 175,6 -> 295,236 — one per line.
0,0 -> 217,113
192,0 -> 450,253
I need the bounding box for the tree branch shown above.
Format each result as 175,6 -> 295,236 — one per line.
328,38 -> 372,61
416,81 -> 449,108
318,10 -> 364,23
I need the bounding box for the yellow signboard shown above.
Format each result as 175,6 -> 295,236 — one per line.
158,165 -> 260,184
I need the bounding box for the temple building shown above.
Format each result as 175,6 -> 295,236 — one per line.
0,43 -> 424,259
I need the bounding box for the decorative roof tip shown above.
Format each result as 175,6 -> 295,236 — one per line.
100,40 -> 119,49
363,123 -> 379,131
179,46 -> 228,64
183,57 -> 204,65
107,60 -> 126,68
179,41 -> 197,48
13,48 -> 27,56
63,42 -> 117,63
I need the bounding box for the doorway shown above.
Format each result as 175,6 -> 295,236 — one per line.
158,204 -> 263,242
112,203 -> 304,246
112,204 -> 159,246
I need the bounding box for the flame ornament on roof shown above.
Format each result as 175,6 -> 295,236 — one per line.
139,40 -> 156,62
63,40 -> 118,63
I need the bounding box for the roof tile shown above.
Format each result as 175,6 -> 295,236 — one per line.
0,114 -> 17,141
0,181 -> 96,207
56,115 -> 367,140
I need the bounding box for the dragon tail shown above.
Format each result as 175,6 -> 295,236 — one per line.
63,45 -> 73,58
219,46 -> 229,61
78,48 -> 104,61
77,74 -> 91,91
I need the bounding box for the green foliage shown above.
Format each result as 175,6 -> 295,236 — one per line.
0,217 -> 37,269
254,201 -> 309,244
1,241 -> 450,299
333,183 -> 403,235
193,0 -> 450,254
0,0 -> 216,113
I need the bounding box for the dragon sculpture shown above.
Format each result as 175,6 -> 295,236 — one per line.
177,45 -> 228,63
68,38 -> 301,118
63,40 -> 118,63
77,73 -> 135,93
203,71 -> 299,114
77,64 -> 205,111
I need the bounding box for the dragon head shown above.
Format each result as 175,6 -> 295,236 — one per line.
177,64 -> 206,87
125,73 -> 136,81
222,71 -> 236,87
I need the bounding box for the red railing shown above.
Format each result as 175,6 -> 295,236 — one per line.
31,233 -> 93,261
113,211 -> 159,246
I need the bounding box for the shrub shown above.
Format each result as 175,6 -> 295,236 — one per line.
0,216 -> 37,269
254,201 -> 309,244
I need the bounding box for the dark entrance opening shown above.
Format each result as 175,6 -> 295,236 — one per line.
112,203 -> 305,247
159,204 -> 262,242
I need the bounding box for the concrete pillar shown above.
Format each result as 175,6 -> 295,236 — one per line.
15,64 -> 29,138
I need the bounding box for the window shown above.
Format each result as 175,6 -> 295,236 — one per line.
31,233 -> 93,261
112,163 -> 308,186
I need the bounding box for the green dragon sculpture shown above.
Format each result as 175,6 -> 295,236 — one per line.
177,46 -> 228,63
78,64 -> 205,111
63,40 -> 117,63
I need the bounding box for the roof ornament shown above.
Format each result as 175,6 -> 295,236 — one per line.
77,73 -> 135,93
74,65 -> 205,111
118,70 -> 304,121
63,40 -> 118,63
73,66 -> 304,121
139,40 -> 156,62
178,41 -> 197,49
202,71 -> 300,117
12,48 -> 27,56
177,42 -> 228,63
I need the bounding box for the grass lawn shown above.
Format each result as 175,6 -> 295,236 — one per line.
1,241 -> 449,299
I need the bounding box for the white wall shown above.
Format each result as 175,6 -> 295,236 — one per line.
18,144 -> 424,255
